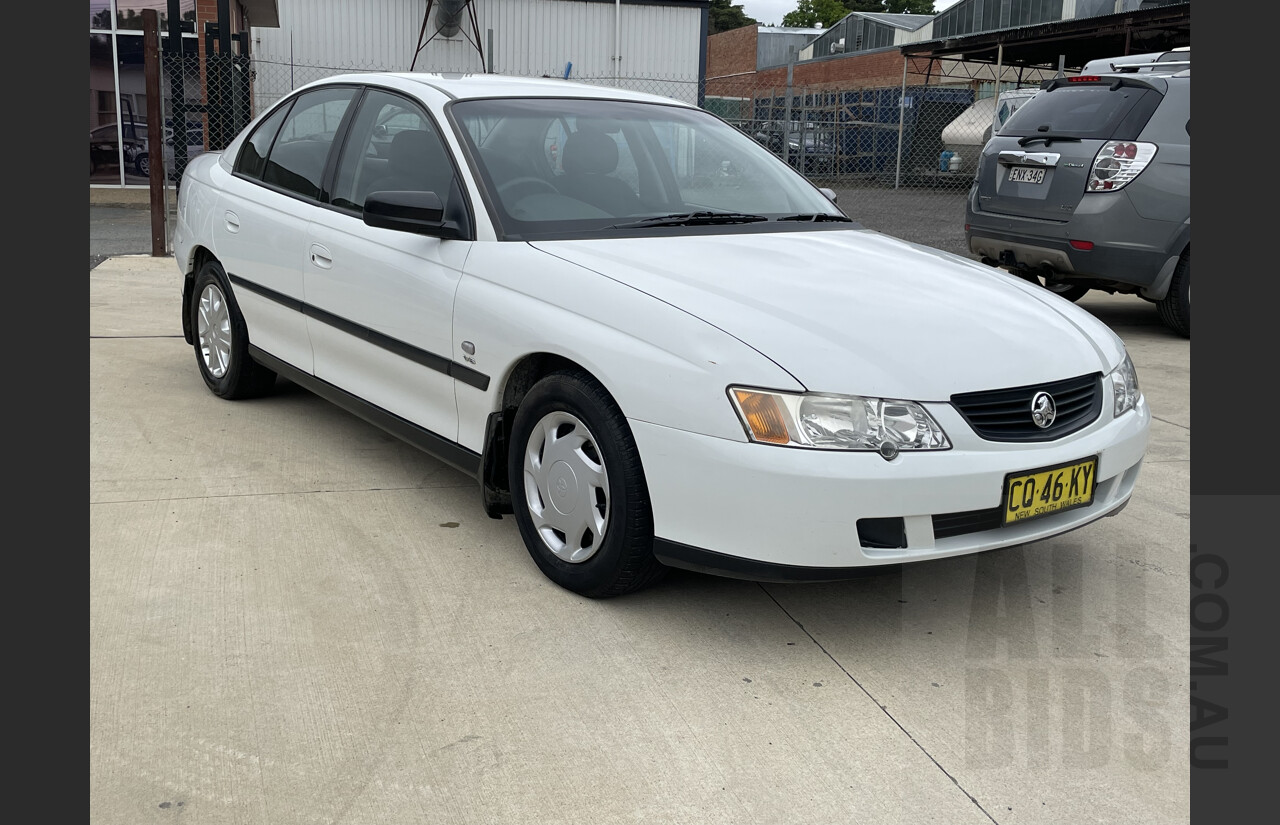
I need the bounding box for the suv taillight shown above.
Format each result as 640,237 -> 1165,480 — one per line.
1086,141 -> 1157,192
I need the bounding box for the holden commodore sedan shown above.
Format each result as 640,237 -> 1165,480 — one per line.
173,73 -> 1149,597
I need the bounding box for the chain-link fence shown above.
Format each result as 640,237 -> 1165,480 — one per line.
159,48 -> 1055,257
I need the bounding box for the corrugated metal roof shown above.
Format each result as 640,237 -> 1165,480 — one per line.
901,1 -> 1191,71
911,0 -> 1190,48
856,13 -> 933,31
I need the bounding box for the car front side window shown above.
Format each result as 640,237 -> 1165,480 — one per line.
330,89 -> 455,213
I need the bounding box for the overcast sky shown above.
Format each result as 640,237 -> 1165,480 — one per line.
739,0 -> 962,28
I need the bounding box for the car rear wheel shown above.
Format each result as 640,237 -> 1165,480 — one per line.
1021,272 -> 1089,303
508,370 -> 666,598
1157,250 -> 1190,338
191,259 -> 277,399
135,153 -> 150,177
1044,280 -> 1089,302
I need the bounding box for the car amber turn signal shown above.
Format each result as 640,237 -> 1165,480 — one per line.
732,389 -> 791,444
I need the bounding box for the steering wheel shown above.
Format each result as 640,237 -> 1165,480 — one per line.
498,176 -> 558,202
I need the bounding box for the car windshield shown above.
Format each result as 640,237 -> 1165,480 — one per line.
449,97 -> 845,240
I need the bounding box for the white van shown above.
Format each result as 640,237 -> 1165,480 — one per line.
940,88 -> 1038,173
1080,47 -> 1189,75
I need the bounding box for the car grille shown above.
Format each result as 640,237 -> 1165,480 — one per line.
951,373 -> 1102,442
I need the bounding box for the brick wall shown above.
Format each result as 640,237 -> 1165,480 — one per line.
706,47 -> 916,101
753,50 -> 909,94
195,1 -> 248,56
706,25 -> 759,79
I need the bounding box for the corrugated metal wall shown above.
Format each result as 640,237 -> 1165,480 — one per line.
757,32 -> 822,69
251,0 -> 704,107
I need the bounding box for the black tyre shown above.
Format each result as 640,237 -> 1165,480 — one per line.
135,153 -> 150,177
508,370 -> 666,598
1044,281 -> 1089,303
1034,276 -> 1085,301
1019,272 -> 1088,303
190,259 -> 277,399
1157,250 -> 1190,338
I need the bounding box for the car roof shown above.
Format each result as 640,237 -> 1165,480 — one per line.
298,72 -> 692,107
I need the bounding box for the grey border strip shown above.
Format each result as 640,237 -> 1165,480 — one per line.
228,272 -> 490,391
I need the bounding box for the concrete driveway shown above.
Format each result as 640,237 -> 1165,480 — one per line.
90,255 -> 1190,824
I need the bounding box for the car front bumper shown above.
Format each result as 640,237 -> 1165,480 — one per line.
632,395 -> 1149,579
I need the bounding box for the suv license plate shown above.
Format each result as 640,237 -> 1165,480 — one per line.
1008,167 -> 1046,184
1003,457 -> 1097,525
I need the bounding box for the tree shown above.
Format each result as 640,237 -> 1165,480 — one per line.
843,1 -> 937,13
709,0 -> 757,34
782,0 -> 850,28
881,1 -> 937,13
841,1 -> 885,12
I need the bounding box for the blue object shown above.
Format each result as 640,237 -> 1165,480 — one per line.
939,150 -> 954,172
564,62 -> 572,80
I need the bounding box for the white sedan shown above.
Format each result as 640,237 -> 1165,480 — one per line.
173,73 -> 1149,597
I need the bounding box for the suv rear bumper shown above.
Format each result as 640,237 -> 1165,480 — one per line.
966,225 -> 1174,290
965,189 -> 1186,295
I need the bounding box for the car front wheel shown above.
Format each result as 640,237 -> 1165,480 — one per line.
191,259 -> 277,399
508,370 -> 666,597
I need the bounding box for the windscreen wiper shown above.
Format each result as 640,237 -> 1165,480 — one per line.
1018,134 -> 1082,147
775,213 -> 853,222
612,211 -> 768,228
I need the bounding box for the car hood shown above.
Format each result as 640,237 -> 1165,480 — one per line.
530,229 -> 1124,400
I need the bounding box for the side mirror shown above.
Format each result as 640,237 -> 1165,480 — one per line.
819,187 -> 838,204
363,190 -> 465,239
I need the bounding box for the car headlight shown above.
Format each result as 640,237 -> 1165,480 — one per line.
1110,352 -> 1141,417
729,387 -> 950,455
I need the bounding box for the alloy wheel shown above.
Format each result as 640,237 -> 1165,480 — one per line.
197,282 -> 233,378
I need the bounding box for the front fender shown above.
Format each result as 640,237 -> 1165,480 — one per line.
452,243 -> 802,454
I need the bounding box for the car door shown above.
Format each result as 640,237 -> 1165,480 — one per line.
304,87 -> 471,443
214,86 -> 358,374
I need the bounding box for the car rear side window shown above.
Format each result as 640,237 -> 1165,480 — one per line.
1000,85 -> 1162,142
236,102 -> 291,180
259,86 -> 358,200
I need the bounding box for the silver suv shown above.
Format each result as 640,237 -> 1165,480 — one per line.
964,57 -> 1190,337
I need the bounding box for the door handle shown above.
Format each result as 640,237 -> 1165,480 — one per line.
309,243 -> 333,269
224,211 -> 240,232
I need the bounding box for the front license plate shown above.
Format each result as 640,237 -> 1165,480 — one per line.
1003,457 -> 1097,525
1008,167 -> 1046,184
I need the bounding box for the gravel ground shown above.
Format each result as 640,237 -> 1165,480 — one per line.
90,205 -> 157,270
824,182 -> 974,260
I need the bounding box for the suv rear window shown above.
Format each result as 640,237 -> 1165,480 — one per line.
1000,84 -> 1162,142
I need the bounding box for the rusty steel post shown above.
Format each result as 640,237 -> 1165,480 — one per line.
143,9 -> 166,257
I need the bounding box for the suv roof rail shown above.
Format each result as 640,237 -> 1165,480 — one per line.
1107,59 -> 1191,72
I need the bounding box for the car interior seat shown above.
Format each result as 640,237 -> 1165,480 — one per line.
363,129 -> 453,206
557,126 -> 644,217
